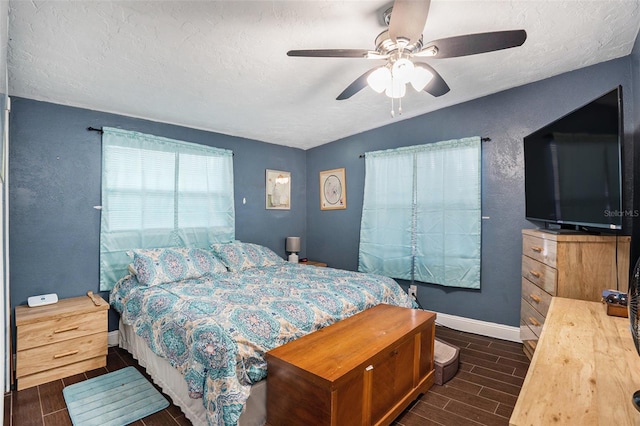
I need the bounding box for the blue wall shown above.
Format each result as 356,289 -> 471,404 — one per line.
305,56 -> 636,327
8,54 -> 639,332
9,99 -> 306,329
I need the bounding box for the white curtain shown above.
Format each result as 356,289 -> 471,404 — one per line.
359,137 -> 481,289
99,127 -> 235,291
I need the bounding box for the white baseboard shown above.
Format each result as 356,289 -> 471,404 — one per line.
108,330 -> 119,347
432,311 -> 521,343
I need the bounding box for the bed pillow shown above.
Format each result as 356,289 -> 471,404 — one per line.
210,242 -> 284,271
129,247 -> 228,286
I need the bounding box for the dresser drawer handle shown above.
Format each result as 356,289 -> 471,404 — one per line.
529,294 -> 541,303
53,325 -> 80,334
529,270 -> 541,278
53,350 -> 79,359
528,317 -> 541,327
530,246 -> 543,253
365,365 -> 374,371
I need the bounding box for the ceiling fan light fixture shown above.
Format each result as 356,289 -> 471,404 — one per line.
410,66 -> 434,91
367,66 -> 392,93
391,57 -> 414,84
385,79 -> 406,99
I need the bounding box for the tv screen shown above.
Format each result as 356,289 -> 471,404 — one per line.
524,86 -> 623,231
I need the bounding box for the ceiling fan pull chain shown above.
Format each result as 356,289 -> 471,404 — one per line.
399,94 -> 403,116
390,96 -> 395,118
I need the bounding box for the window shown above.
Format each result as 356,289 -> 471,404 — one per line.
99,127 -> 234,290
359,137 -> 481,289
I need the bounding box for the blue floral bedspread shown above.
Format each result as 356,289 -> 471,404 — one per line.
110,263 -> 415,426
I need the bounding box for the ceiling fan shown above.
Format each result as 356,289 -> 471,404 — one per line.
287,0 -> 527,109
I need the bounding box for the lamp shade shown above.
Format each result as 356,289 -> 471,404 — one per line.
367,66 -> 391,93
391,58 -> 414,84
385,79 -> 406,99
286,237 -> 301,253
410,66 -> 434,92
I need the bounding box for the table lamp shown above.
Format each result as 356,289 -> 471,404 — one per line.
286,237 -> 300,263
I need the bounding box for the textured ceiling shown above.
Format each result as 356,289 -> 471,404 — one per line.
7,1 -> 640,150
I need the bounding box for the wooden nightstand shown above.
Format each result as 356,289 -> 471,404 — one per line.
15,294 -> 109,390
299,260 -> 327,267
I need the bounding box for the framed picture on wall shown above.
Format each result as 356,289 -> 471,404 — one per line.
319,168 -> 346,210
266,169 -> 291,210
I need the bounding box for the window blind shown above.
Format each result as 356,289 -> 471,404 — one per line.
99,127 -> 234,291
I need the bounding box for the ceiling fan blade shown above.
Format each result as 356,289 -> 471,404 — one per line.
388,0 -> 431,44
414,62 -> 450,97
421,29 -> 527,59
336,68 -> 377,100
287,49 -> 372,58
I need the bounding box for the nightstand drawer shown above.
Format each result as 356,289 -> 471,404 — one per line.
522,255 -> 557,295
16,332 -> 107,378
16,310 -> 107,350
521,277 -> 552,317
522,234 -> 557,268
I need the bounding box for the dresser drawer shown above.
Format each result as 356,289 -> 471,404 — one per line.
16,310 -> 107,351
522,255 -> 557,295
520,320 -> 537,342
522,234 -> 557,268
520,299 -> 545,338
521,277 -> 553,317
16,332 -> 107,378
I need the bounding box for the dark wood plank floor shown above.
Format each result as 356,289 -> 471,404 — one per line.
4,326 -> 528,426
393,326 -> 530,426
4,347 -> 190,426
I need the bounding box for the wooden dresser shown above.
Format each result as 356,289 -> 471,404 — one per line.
15,294 -> 109,390
265,304 -> 435,426
510,297 -> 640,425
520,229 -> 630,359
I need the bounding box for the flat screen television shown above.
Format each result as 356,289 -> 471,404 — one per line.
524,86 -> 623,232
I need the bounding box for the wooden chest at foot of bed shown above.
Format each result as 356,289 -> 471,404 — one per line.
265,304 -> 436,426
15,295 -> 109,390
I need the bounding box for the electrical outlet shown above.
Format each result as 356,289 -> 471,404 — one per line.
408,285 -> 417,299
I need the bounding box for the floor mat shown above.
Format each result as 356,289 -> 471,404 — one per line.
63,366 -> 169,426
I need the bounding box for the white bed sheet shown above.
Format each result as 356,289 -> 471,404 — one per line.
118,320 -> 267,426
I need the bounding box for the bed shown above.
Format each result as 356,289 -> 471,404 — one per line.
109,242 -> 416,426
